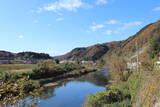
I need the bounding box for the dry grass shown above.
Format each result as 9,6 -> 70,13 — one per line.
0,64 -> 36,73
133,71 -> 160,107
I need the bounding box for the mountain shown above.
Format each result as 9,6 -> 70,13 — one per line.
57,21 -> 160,63
0,51 -> 15,60
102,21 -> 160,62
1,21 -> 160,64
56,41 -> 120,61
0,51 -> 52,64
16,52 -> 51,60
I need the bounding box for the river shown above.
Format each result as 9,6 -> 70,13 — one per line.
16,69 -> 109,107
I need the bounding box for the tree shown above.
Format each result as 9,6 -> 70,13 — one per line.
149,28 -> 160,58
108,56 -> 127,81
140,52 -> 155,72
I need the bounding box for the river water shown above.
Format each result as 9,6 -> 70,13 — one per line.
17,69 -> 109,107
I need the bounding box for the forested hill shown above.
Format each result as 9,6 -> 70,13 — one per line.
0,51 -> 52,64
101,21 -> 160,65
1,21 -> 160,64
56,21 -> 160,64
55,41 -> 121,61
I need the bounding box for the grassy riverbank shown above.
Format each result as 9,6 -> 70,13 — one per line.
85,69 -> 160,107
84,71 -> 140,107
0,64 -> 35,73
0,60 -> 96,104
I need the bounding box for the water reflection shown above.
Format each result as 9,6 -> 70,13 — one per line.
36,70 -> 109,107
76,70 -> 109,86
5,70 -> 109,107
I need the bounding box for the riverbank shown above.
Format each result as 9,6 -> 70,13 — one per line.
84,68 -> 160,107
84,71 -> 139,107
0,60 -> 97,105
23,70 -> 108,107
38,68 -> 96,86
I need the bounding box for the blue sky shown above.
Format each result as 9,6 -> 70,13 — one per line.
0,0 -> 160,56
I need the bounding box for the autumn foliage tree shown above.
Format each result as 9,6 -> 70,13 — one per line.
108,56 -> 127,81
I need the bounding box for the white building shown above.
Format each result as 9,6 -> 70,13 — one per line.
81,61 -> 96,66
127,62 -> 140,69
59,60 -> 76,64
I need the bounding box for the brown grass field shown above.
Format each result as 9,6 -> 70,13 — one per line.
0,64 -> 36,73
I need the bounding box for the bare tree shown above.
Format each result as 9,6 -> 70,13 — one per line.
108,56 -> 127,81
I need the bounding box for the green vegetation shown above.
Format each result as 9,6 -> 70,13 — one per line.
31,60 -> 89,79
1,21 -> 160,107
0,64 -> 35,72
16,52 -> 51,60
101,21 -> 160,67
57,44 -> 109,61
107,56 -> 128,82
0,64 -> 35,82
0,60 -> 96,104
0,77 -> 41,104
84,70 -> 142,107
149,26 -> 160,58
30,60 -> 96,84
85,23 -> 160,107
85,23 -> 160,106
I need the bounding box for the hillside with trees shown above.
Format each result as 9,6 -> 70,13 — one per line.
56,21 -> 160,67
56,41 -> 120,61
101,21 -> 160,66
84,20 -> 160,107
0,51 -> 52,64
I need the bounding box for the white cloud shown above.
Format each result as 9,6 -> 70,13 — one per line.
33,20 -> 39,23
115,21 -> 142,34
124,21 -> 142,26
39,0 -> 87,12
153,6 -> 160,11
56,17 -> 64,21
18,35 -> 24,39
47,24 -> 52,26
95,0 -> 108,5
106,20 -> 119,24
104,30 -> 112,35
90,24 -> 105,32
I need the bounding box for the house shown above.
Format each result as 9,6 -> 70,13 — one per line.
127,62 -> 137,69
156,61 -> 160,65
0,60 -> 11,64
81,61 -> 96,66
127,62 -> 141,70
59,60 -> 76,64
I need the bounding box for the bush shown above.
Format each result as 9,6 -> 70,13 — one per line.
62,63 -> 84,71
0,71 -> 25,82
149,27 -> 160,58
108,56 -> 127,81
32,60 -> 65,79
31,60 -> 85,79
84,71 -> 141,107
84,89 -> 131,107
0,71 -> 14,82
0,77 -> 41,104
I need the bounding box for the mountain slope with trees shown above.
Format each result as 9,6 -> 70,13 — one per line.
0,51 -> 52,64
57,21 -> 160,66
84,20 -> 160,107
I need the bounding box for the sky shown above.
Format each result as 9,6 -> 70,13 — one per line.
0,0 -> 160,56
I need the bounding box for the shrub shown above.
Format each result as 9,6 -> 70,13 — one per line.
108,56 -> 127,81
32,60 -> 65,79
84,71 -> 141,107
0,77 -> 40,104
149,27 -> 160,58
62,63 -> 84,71
84,89 -> 131,107
0,71 -> 18,82
31,60 -> 84,79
